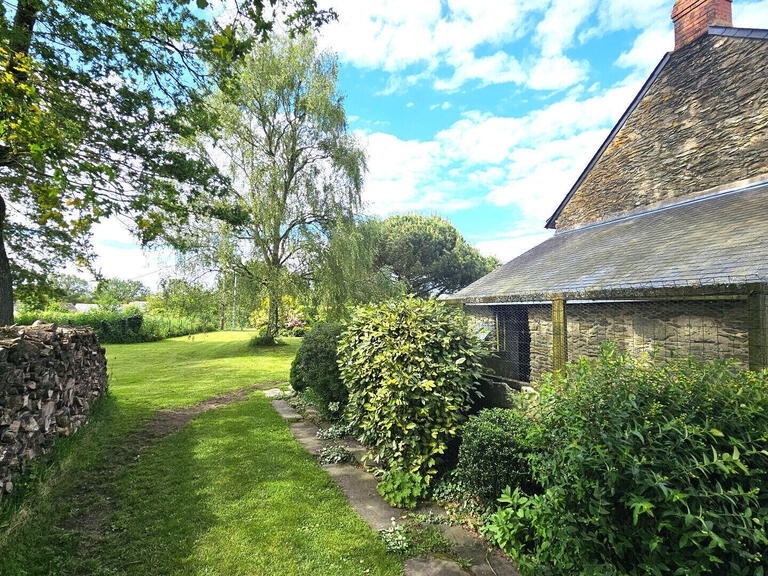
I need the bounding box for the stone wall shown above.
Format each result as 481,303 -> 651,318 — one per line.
566,300 -> 749,368
555,34 -> 768,231
522,300 -> 747,384
528,306 -> 553,383
0,323 -> 108,498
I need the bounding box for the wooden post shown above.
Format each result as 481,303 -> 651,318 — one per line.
748,291 -> 768,372
552,298 -> 567,374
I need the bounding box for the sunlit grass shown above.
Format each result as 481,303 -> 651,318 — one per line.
0,331 -> 401,576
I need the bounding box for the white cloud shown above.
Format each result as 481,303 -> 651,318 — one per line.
616,25 -> 673,72
592,0 -> 672,34
474,228 -> 555,263
434,51 -> 525,91
536,0 -> 598,56
734,1 -> 768,26
357,74 -> 644,225
526,55 -> 590,91
86,219 -> 174,289
318,0 -> 591,92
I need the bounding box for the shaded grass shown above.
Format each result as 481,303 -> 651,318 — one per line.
0,331 -> 401,576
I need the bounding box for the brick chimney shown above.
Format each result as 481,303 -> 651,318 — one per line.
672,0 -> 733,49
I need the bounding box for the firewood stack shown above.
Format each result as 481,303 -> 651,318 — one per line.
0,322 -> 108,498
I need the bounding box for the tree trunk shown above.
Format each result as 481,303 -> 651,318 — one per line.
219,300 -> 226,331
0,195 -> 14,326
265,279 -> 280,341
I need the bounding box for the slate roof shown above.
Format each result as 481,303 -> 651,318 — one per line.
545,26 -> 768,230
451,181 -> 768,303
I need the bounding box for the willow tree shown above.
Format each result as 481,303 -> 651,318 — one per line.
197,36 -> 364,340
0,0 -> 334,325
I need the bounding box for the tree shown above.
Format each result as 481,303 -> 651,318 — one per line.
312,217 -> 404,320
95,278 -> 150,307
52,274 -> 93,303
0,0 -> 335,325
147,278 -> 219,322
186,36 -> 364,341
376,214 -> 499,298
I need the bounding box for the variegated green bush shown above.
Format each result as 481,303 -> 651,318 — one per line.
338,297 -> 486,480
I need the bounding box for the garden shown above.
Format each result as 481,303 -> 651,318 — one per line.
287,296 -> 768,576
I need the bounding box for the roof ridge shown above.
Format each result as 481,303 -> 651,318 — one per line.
554,178 -> 768,237
708,25 -> 768,40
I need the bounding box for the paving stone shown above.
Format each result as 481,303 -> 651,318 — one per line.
439,525 -> 520,576
282,409 -> 521,575
270,399 -> 301,421
404,557 -> 466,576
324,463 -> 403,531
289,421 -> 324,454
263,388 -> 284,399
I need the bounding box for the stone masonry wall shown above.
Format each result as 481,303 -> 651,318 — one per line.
526,300 -> 748,384
556,34 -> 768,231
528,306 -> 553,383
0,323 -> 108,498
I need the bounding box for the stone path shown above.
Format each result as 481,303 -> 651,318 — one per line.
271,399 -> 521,576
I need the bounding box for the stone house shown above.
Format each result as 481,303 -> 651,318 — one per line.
448,0 -> 768,385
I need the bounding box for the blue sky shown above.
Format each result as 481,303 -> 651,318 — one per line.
91,0 -> 768,286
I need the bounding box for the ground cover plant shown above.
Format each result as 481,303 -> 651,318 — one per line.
377,468 -> 429,509
482,345 -> 768,576
318,444 -> 355,465
339,297 -> 486,481
0,331 -> 400,576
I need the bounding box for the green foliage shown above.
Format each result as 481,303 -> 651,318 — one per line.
0,0 -> 335,323
482,346 -> 768,576
377,469 -> 429,509
318,444 -> 355,465
456,408 -> 540,503
312,217 -> 405,321
249,333 -> 285,347
339,297 -> 486,479
0,332 -> 401,576
179,35 -> 365,340
375,214 -> 499,298
290,322 -> 345,413
146,278 -> 221,325
249,295 -> 306,335
378,518 -> 452,556
95,278 -> 150,309
14,309 -> 216,344
317,423 -> 354,441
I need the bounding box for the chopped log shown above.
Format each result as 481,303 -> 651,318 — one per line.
0,324 -> 107,498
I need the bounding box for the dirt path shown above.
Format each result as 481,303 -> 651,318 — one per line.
62,380 -> 287,555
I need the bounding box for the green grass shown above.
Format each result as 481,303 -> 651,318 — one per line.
0,331 -> 401,576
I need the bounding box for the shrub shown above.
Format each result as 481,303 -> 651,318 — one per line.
289,322 -> 345,412
482,345 -> 768,576
456,408 -> 539,503
377,469 -> 428,509
14,309 -> 216,343
250,332 -> 281,347
338,297 -> 486,480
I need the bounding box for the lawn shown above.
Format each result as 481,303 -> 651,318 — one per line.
0,331 -> 401,576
